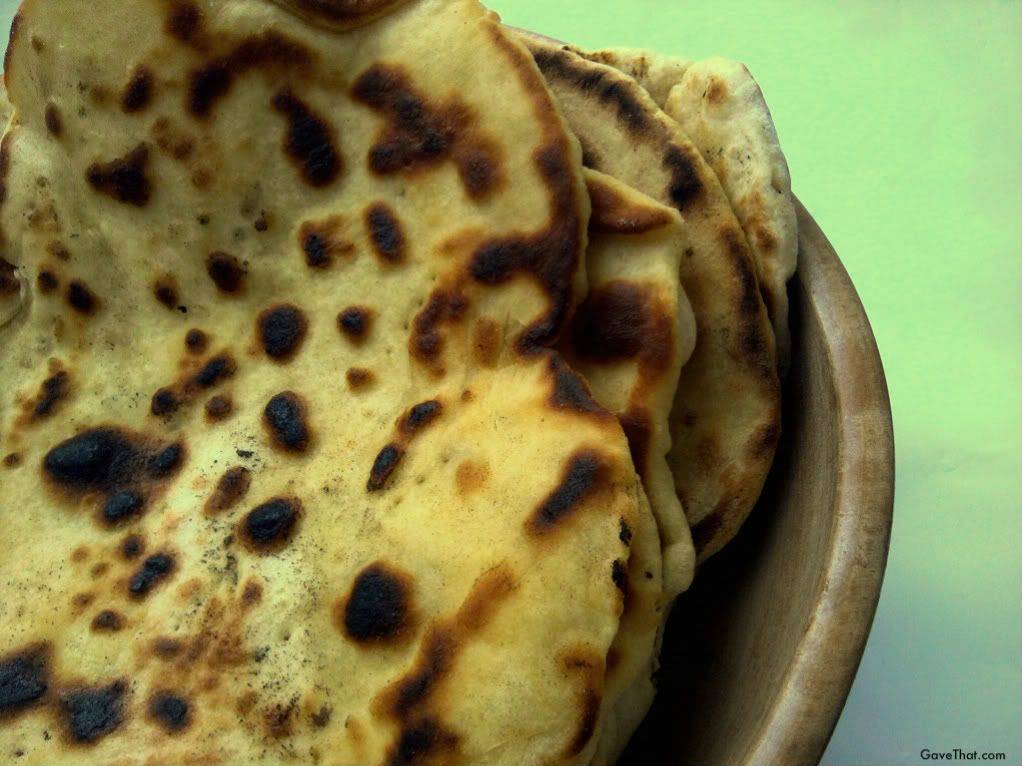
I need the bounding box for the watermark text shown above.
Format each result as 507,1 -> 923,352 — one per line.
920,749 -> 1006,761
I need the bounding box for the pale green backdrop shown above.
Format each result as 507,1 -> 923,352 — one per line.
2,2 -> 1019,765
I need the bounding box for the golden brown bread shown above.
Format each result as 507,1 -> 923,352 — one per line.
520,34 -> 781,565
0,2 -> 662,763
576,46 -> 799,371
565,169 -> 697,599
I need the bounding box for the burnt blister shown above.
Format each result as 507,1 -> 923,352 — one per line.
351,64 -> 450,174
388,717 -> 460,766
148,691 -> 190,732
151,638 -> 183,660
351,63 -> 502,200
263,392 -> 310,453
399,400 -> 442,437
204,394 -> 233,421
44,102 -> 63,137
90,610 -> 125,633
531,46 -> 649,135
241,580 -> 263,607
571,282 -> 651,361
345,367 -> 374,391
102,490 -> 144,524
365,203 -> 405,264
153,278 -> 180,310
611,559 -> 628,592
338,306 -> 373,344
32,370 -> 70,419
121,535 -> 144,560
409,289 -> 469,374
547,355 -> 605,417
663,145 -> 703,211
464,141 -> 584,357
187,32 -> 314,118
367,443 -> 403,492
192,354 -> 235,388
298,216 -> 354,269
37,270 -> 59,293
375,566 -> 517,732
150,387 -> 179,416
311,705 -> 331,728
152,354 -> 235,419
67,280 -> 99,315
71,592 -> 96,611
147,443 -> 184,477
205,466 -> 251,513
240,497 -> 301,552
272,90 -> 341,188
122,67 -> 153,113
166,1 -> 202,44
128,553 -> 175,598
342,563 -> 415,644
527,450 -> 607,535
258,304 -> 308,362
458,146 -> 500,200
303,231 -> 329,268
0,644 -> 50,716
727,226 -> 760,316
618,519 -> 633,546
62,681 -> 126,743
43,429 -> 132,490
86,143 -> 151,206
184,328 -> 208,354
90,561 -> 110,578
205,252 -> 246,294
468,240 -> 518,284
188,64 -> 230,117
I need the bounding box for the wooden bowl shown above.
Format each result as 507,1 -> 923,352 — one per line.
620,200 -> 895,765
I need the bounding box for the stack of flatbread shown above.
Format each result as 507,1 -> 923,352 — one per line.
0,2 -> 795,764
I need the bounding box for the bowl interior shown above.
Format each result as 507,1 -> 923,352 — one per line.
620,201 -> 894,766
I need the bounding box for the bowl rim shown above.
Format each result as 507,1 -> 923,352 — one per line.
740,198 -> 895,766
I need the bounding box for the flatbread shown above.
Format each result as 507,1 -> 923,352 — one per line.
560,169 -> 693,763
579,47 -> 798,370
565,169 -> 696,599
520,35 -> 781,563
661,58 -> 797,369
0,2 -> 661,764
574,46 -> 691,109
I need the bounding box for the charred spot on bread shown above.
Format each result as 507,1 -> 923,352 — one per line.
262,392 -> 311,453
338,562 -> 417,645
240,497 -> 302,552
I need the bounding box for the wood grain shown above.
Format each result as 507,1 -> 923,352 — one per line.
619,200 -> 894,765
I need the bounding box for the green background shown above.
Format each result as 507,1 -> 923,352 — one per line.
2,1 -> 1019,764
